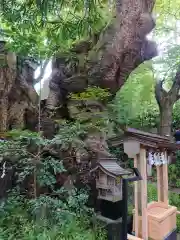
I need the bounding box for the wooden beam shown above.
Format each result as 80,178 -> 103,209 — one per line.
127,234 -> 143,240
139,148 -> 148,240
162,151 -> 168,205
156,151 -> 169,205
156,165 -> 163,202
136,154 -> 142,215
134,155 -> 139,237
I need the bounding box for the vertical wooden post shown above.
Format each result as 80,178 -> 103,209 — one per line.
156,151 -> 168,205
139,148 -> 148,240
134,155 -> 139,237
162,163 -> 168,205
156,165 -> 163,202
162,151 -> 168,205
136,154 -> 142,216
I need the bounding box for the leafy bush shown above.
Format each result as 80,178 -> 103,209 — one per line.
0,130 -> 107,239
168,151 -> 180,188
0,189 -> 106,239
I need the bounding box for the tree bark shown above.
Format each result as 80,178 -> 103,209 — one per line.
0,49 -> 39,132
0,0 -> 158,202
155,66 -> 180,137
159,104 -> 173,136
46,0 -> 157,114
0,51 -> 17,132
0,0 -> 157,133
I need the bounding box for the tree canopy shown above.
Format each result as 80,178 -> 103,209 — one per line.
0,0 -> 112,58
0,0 -> 180,239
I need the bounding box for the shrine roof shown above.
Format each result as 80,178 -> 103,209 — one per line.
108,127 -> 178,150
91,159 -> 131,177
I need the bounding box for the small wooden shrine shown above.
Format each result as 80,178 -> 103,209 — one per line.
119,128 -> 178,240
91,158 -> 131,202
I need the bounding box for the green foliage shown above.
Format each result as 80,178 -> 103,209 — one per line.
37,157 -> 66,189
147,183 -> 158,202
67,87 -> 115,137
168,151 -> 180,188
0,191 -> 106,239
70,86 -> 111,101
172,101 -> 180,130
0,130 -> 55,184
155,0 -> 180,29
115,40 -> 180,132
0,0 -> 112,58
0,129 -> 107,239
115,62 -> 159,130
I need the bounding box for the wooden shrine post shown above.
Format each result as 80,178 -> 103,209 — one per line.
139,148 -> 148,239
156,151 -> 168,205
124,140 -> 148,240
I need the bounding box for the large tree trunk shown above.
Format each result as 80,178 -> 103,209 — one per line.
159,104 -> 173,136
0,0 -> 157,133
0,42 -> 17,132
37,0 -> 157,167
155,67 -> 180,137
0,0 -> 157,205
0,43 -> 39,132
87,1 -> 156,92
37,0 -> 157,187
45,0 -> 157,114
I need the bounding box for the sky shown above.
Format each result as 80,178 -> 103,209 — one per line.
34,60 -> 52,99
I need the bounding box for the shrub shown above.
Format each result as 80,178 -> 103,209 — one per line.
0,130 -> 107,240
0,191 -> 107,240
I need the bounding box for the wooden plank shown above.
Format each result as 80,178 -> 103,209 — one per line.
140,148 -> 148,240
156,151 -> 169,204
124,140 -> 140,158
134,155 -> 139,237
162,151 -> 168,206
126,127 -> 169,140
156,165 -> 163,202
137,154 -> 142,215
127,234 -> 142,240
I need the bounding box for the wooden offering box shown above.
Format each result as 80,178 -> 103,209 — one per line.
133,202 -> 177,240
147,202 -> 177,240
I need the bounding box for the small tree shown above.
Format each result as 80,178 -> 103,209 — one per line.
155,67 -> 180,136
154,44 -> 180,136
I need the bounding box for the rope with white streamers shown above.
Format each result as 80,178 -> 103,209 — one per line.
148,151 -> 168,166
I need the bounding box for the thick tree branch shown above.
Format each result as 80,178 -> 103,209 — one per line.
87,0 -> 156,93
19,73 -> 38,104
155,65 -> 180,136
146,0 -> 155,12
177,94 -> 180,100
155,79 -> 168,107
169,65 -> 180,103
46,0 -> 157,118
